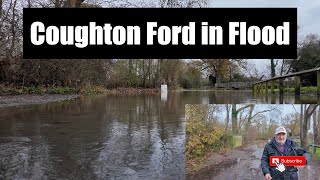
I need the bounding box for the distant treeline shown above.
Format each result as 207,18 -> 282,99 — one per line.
1,59 -> 184,89
1,0 -> 320,90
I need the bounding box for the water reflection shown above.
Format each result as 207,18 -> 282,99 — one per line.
0,90 -> 318,179
0,93 -> 185,179
181,90 -> 318,104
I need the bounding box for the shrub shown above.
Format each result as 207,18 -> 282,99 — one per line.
80,86 -> 107,96
47,87 -> 77,94
186,118 -> 234,160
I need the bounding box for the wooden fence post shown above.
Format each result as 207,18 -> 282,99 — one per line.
271,80 -> 275,94
295,75 -> 300,95
279,79 -> 284,104
253,83 -> 257,97
265,81 -> 268,94
279,78 -> 284,96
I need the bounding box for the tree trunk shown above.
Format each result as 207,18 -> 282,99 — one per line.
280,59 -> 285,75
232,104 -> 237,134
271,59 -> 276,77
316,107 -> 320,145
148,59 -> 151,87
313,108 -> 318,154
307,106 -> 311,130
301,104 -> 318,151
225,104 -> 230,132
300,104 -> 303,145
302,108 -> 308,151
142,60 -> 146,87
27,0 -> 31,7
245,105 -> 255,132
9,0 -> 17,58
229,66 -> 232,81
215,70 -> 222,83
231,104 -> 255,135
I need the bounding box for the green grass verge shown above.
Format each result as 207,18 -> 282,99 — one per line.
308,147 -> 320,160
22,86 -> 78,95
0,84 -> 162,96
80,86 -> 109,96
0,85 -> 108,96
258,86 -> 318,95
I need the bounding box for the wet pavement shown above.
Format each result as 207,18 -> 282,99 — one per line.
213,143 -> 265,180
188,141 -> 320,180
0,94 -> 186,179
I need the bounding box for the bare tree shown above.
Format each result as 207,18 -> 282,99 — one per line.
224,104 -> 230,132
282,113 -> 300,136
270,59 -> 277,77
301,104 -> 319,151
312,108 -> 318,154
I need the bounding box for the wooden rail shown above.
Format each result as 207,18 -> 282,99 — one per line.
252,67 -> 320,96
310,144 -> 320,148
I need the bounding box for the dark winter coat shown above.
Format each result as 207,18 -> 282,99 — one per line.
261,137 -> 310,180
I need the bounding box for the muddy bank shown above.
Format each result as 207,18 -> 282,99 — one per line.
0,87 -> 162,108
0,87 -> 160,108
107,87 -> 159,94
0,94 -> 80,108
187,142 -> 265,180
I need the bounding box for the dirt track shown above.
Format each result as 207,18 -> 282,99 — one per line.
187,141 -> 320,180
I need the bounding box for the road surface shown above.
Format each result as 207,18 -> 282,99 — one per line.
187,140 -> 320,180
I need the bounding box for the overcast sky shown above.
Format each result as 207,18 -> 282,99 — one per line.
212,0 -> 320,75
212,0 -> 320,36
211,104 -> 302,126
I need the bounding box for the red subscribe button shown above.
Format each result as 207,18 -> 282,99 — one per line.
270,156 -> 306,167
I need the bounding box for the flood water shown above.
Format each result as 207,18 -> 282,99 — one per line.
0,90 -> 318,179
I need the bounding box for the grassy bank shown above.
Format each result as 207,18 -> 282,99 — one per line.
309,148 -> 320,160
262,86 -> 318,95
0,85 -> 78,95
0,84 -> 159,96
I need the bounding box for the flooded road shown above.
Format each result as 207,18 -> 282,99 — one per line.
210,142 -> 267,180
0,90 -> 318,179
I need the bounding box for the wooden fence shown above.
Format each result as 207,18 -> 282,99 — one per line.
252,67 -> 320,96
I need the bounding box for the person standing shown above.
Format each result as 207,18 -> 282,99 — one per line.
261,126 -> 310,180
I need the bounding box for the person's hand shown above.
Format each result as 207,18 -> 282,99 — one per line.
265,173 -> 272,180
275,160 -> 286,172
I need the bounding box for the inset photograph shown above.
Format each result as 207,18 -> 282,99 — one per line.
186,104 -> 320,180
